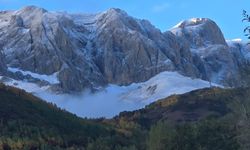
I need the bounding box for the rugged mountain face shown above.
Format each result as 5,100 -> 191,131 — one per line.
171,18 -> 249,87
0,6 -> 106,91
0,6 -> 249,92
0,6 -> 201,92
171,18 -> 227,48
92,8 -> 201,85
227,40 -> 250,86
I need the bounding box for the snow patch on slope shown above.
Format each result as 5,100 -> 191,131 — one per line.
172,21 -> 183,29
0,71 -> 220,118
226,38 -> 243,46
226,39 -> 250,60
120,72 -> 218,104
8,67 -> 59,84
171,18 -> 204,29
0,76 -> 50,94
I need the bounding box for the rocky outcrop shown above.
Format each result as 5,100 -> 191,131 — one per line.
226,40 -> 250,87
171,18 -> 247,87
0,6 -> 106,91
0,51 -> 6,75
171,18 -> 227,48
92,9 -> 200,85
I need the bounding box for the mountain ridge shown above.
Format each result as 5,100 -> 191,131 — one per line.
0,6 -> 250,92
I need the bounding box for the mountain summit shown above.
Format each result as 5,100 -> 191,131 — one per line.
171,18 -> 227,47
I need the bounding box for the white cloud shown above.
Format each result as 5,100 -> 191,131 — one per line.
2,71 -> 219,118
152,2 -> 170,13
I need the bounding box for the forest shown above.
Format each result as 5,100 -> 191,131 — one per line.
0,83 -> 249,150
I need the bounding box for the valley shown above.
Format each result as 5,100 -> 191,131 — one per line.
0,5 -> 250,150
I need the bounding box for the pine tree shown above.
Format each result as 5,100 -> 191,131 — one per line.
243,10 -> 250,40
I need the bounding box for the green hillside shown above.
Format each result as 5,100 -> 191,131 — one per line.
0,83 -> 125,150
108,87 -> 250,150
0,83 -> 250,150
113,87 -> 250,127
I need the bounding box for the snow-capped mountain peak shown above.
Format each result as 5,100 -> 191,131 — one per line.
0,6 -> 250,93
1,6 -> 250,118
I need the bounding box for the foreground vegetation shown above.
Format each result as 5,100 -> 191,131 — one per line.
0,83 -> 250,150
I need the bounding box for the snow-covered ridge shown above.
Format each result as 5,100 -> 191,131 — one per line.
120,71 -> 220,104
172,21 -> 184,29
226,39 -> 250,60
0,71 -> 220,118
8,67 -> 59,84
226,38 -> 243,45
1,6 -> 248,118
172,18 -> 207,29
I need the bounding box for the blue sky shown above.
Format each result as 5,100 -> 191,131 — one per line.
0,0 -> 250,40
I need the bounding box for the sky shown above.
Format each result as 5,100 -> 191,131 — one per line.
0,0 -> 250,40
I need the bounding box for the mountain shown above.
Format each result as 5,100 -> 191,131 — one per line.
1,6 -> 249,93
1,6 -> 199,92
0,83 -> 249,149
1,5 -> 250,150
2,6 -> 250,118
171,18 -> 250,87
171,18 -> 227,47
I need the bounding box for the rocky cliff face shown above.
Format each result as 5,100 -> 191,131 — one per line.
171,18 -> 227,48
0,51 -> 6,75
0,6 -> 106,91
92,9 -> 200,85
171,18 -> 250,87
0,6 -> 249,92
